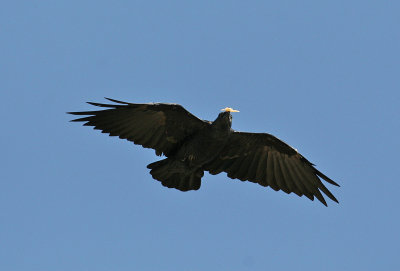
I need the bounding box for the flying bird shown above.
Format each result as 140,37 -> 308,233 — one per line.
69,98 -> 339,206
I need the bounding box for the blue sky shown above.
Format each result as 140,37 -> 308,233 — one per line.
1,1 -> 399,270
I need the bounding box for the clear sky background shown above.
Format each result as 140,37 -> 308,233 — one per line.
1,1 -> 399,270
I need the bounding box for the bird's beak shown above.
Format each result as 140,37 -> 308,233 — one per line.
221,107 -> 240,112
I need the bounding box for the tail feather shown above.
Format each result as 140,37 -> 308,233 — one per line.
147,159 -> 203,191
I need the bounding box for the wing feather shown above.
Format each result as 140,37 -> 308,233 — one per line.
285,158 -> 314,201
227,157 -> 246,179
69,98 -> 209,156
247,150 -> 263,181
273,153 -> 290,193
235,154 -> 253,180
255,152 -> 268,186
266,151 -> 278,191
281,155 -> 303,196
205,131 -> 339,206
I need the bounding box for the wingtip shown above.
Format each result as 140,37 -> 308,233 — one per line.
67,111 -> 82,115
67,111 -> 84,122
314,189 -> 328,206
104,97 -> 130,104
324,194 -> 339,206
86,101 -> 107,107
315,169 -> 340,187
85,100 -> 124,108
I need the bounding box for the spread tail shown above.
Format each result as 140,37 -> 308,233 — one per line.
147,158 -> 204,191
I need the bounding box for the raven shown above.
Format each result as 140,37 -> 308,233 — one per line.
69,98 -> 339,206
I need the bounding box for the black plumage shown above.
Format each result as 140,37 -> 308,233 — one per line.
69,98 -> 339,206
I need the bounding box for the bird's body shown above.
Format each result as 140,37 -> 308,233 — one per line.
147,112 -> 233,191
69,98 -> 339,206
177,112 -> 231,166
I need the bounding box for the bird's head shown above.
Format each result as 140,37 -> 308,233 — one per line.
213,107 -> 239,129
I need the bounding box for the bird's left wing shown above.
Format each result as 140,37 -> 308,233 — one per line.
205,131 -> 339,206
68,98 -> 210,156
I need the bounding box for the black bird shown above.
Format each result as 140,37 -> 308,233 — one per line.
69,98 -> 339,206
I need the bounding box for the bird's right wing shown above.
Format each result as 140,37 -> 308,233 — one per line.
68,98 -> 210,156
205,131 -> 339,206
